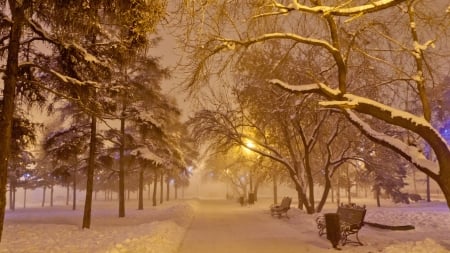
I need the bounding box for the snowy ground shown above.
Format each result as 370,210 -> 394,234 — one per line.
0,200 -> 195,253
0,197 -> 449,253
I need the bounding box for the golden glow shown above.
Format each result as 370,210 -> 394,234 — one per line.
245,141 -> 255,149
242,139 -> 255,155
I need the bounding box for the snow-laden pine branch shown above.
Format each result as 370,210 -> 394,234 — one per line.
130,147 -> 164,166
27,19 -> 103,66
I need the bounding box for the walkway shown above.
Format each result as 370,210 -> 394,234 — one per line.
177,199 -> 330,253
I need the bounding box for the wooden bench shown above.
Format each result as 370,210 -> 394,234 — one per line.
316,203 -> 366,246
270,197 -> 292,218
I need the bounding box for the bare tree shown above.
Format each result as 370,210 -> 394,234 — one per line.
177,0 -> 450,209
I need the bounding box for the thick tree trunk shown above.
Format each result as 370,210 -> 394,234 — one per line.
316,175 -> 332,213
437,177 -> 450,210
138,167 -> 144,210
152,172 -> 158,206
295,185 -> 304,210
0,0 -> 28,242
305,163 -> 315,211
83,113 -> 97,228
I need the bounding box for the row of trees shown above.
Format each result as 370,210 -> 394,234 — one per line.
1,0 -> 197,242
178,0 -> 450,212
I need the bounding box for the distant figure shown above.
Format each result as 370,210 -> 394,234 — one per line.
239,196 -> 245,206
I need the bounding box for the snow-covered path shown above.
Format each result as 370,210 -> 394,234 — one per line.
177,200 -> 331,253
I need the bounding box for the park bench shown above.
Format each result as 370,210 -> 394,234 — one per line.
270,197 -> 292,218
316,203 -> 366,246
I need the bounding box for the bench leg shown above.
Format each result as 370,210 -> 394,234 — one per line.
341,230 -> 363,246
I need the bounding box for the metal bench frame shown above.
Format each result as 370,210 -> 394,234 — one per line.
316,203 -> 366,246
270,197 -> 292,218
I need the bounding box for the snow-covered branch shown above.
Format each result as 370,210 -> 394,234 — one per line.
269,79 -> 341,97
27,19 -> 103,66
20,62 -> 99,88
130,147 -> 164,166
344,110 -> 439,179
273,0 -> 406,16
270,78 -> 450,180
221,32 -> 337,55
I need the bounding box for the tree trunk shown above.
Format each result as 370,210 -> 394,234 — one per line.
296,186 -> 304,210
438,178 -> 450,211
50,184 -> 54,207
83,113 -> 97,228
138,167 -> 144,210
273,174 -> 278,205
174,183 -> 178,200
331,186 -> 334,203
249,171 -> 253,195
166,179 -> 170,202
305,163 -> 315,211
316,175 -> 332,213
9,180 -> 15,211
152,172 -> 158,206
412,169 -> 417,194
12,188 -> 15,211
0,0 -> 28,242
253,178 -> 260,202
337,174 -> 341,207
159,172 -> 164,204
23,187 -> 26,209
66,184 -> 70,206
42,186 -> 46,207
375,186 -> 381,207
72,172 -> 77,210
118,104 -> 126,217
346,167 -> 351,204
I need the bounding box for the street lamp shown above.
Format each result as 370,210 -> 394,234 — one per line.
243,140 -> 255,155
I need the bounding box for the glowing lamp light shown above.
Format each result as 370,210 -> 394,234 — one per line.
245,141 -> 255,149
